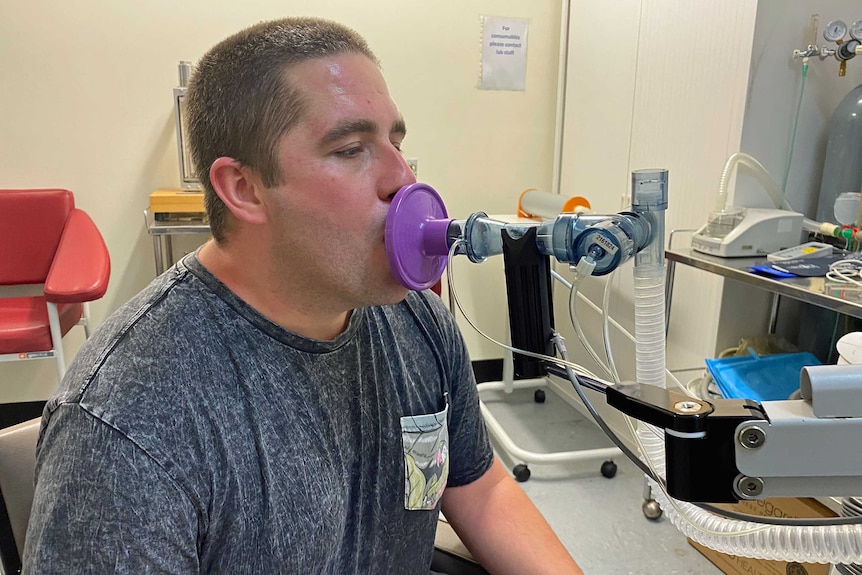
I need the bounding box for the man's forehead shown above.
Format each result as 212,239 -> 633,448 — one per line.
285,52 -> 383,94
280,55 -> 405,138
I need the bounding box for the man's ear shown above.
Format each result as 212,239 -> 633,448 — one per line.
209,157 -> 267,225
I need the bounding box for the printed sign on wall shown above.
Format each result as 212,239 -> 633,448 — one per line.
480,16 -> 529,91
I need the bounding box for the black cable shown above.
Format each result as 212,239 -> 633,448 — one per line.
544,363 -> 608,394
549,337 -> 661,482
696,503 -> 862,526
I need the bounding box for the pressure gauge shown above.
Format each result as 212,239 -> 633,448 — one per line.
824,20 -> 847,42
850,20 -> 862,42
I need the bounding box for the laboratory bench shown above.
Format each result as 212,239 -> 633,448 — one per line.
665,247 -> 862,334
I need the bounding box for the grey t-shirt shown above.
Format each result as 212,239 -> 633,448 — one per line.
23,254 -> 493,574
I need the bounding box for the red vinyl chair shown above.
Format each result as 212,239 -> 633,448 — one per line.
0,189 -> 110,383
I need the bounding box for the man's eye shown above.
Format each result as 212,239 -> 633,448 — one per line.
392,141 -> 404,153
336,145 -> 362,157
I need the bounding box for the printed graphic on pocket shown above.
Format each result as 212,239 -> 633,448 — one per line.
400,406 -> 449,510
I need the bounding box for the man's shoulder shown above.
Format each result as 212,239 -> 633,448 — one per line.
52,266 -> 233,409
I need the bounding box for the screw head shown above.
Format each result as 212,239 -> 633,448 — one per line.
673,400 -> 703,413
735,475 -> 765,498
738,425 -> 767,449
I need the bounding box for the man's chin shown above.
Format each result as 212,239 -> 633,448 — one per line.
369,266 -> 426,305
378,284 -> 411,306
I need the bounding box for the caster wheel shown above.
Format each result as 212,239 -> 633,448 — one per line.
642,499 -> 663,520
513,463 -> 531,482
600,460 -> 617,478
534,389 -> 546,403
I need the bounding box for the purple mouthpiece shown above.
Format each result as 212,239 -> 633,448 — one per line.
385,183 -> 451,291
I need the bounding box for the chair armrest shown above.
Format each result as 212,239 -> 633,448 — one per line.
44,209 -> 110,303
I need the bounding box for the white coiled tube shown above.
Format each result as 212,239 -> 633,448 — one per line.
715,152 -> 793,213
634,264 -> 666,389
636,425 -> 862,564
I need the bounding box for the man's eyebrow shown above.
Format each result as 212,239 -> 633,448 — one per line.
320,119 -> 378,146
320,117 -> 407,147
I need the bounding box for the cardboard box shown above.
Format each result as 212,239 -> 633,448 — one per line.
688,497 -> 836,575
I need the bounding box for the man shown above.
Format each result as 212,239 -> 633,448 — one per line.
24,17 -> 583,574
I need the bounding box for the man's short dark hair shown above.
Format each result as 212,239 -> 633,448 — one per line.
186,17 -> 378,242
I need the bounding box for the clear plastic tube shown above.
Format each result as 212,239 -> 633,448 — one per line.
568,257 -> 613,377
803,217 -> 826,233
633,264 -> 666,388
715,152 -> 794,213
453,212 -> 649,269
631,169 -> 668,389
602,273 -> 621,384
802,218 -> 862,243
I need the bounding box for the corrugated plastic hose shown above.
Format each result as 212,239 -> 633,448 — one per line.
631,188 -> 862,563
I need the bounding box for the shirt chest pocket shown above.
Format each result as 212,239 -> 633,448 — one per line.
400,406 -> 449,511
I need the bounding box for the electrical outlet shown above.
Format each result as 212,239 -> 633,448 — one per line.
407,158 -> 418,177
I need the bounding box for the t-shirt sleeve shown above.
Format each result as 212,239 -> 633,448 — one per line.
23,404 -> 199,575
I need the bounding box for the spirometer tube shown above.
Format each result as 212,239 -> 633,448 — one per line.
454,211 -> 650,273
631,169 -> 668,389
455,213 -> 538,263
630,169 -> 668,549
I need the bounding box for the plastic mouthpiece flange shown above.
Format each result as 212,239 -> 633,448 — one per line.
385,183 -> 451,291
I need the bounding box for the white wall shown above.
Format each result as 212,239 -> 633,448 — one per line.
0,0 -> 563,401
556,0 -> 757,385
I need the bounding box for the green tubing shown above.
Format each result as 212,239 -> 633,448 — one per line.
782,63 -> 807,196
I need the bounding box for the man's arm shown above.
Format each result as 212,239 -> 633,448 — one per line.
441,457 -> 584,575
24,405 -> 199,574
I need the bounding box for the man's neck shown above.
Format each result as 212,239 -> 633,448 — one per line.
197,240 -> 352,341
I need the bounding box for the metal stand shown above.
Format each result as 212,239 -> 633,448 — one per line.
478,343 -> 622,482
641,478 -> 663,520
452,224 -> 622,481
143,210 -> 210,275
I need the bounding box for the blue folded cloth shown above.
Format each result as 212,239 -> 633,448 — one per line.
704,349 -> 821,402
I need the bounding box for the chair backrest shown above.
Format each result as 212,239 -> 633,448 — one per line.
0,189 -> 75,286
0,417 -> 41,570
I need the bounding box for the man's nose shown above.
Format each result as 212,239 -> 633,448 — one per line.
381,146 -> 417,201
